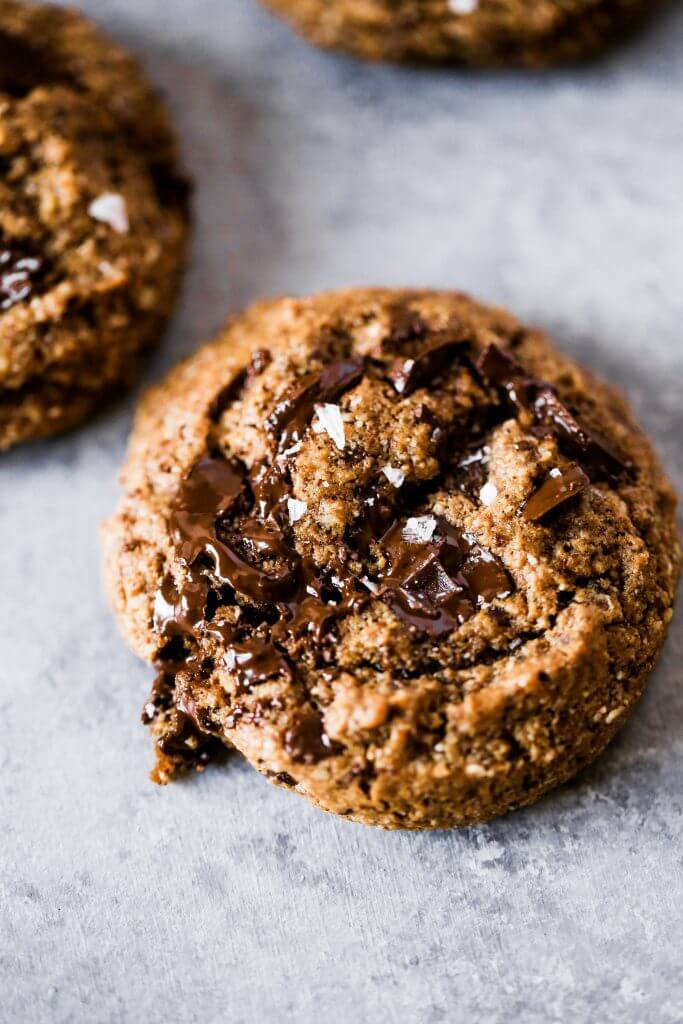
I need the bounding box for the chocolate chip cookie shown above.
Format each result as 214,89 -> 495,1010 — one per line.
0,2 -> 188,449
259,0 -> 658,66
103,289 -> 679,829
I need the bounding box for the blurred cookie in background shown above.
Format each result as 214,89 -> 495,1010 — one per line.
258,0 -> 659,66
0,1 -> 189,449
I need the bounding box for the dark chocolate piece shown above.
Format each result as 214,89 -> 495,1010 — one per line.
387,302 -> 428,345
284,711 -> 337,764
532,389 -> 625,479
267,358 -> 364,454
523,464 -> 590,522
389,334 -> 466,396
478,343 -> 627,479
451,442 -> 491,501
377,515 -> 512,635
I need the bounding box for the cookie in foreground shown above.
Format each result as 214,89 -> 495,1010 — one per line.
259,0 -> 658,67
0,1 -> 189,450
103,289 -> 679,829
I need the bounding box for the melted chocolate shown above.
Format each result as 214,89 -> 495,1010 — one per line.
522,464 -> 590,522
153,574 -> 208,648
377,516 -> 512,635
142,670 -> 221,774
148,329 -> 624,771
207,619 -> 293,690
0,240 -> 46,311
173,458 -> 295,602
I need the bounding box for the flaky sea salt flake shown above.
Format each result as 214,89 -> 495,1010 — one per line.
403,516 -> 437,544
287,498 -> 308,523
381,465 -> 405,488
88,193 -> 129,234
449,0 -> 478,14
314,403 -> 345,450
479,481 -> 498,506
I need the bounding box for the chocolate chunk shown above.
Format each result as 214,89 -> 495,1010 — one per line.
451,442 -> 491,500
267,358 -> 363,454
478,343 -> 627,480
477,342 -> 532,411
377,515 -> 512,635
284,710 -> 337,764
389,334 -> 467,396
532,389 -> 626,479
0,241 -> 45,311
522,464 -> 590,522
388,302 -> 429,345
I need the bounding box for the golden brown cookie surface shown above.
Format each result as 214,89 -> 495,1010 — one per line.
103,289 -> 679,829
0,1 -> 189,449
259,0 -> 658,66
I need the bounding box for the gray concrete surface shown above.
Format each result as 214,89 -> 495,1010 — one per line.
2,2 -> 683,1021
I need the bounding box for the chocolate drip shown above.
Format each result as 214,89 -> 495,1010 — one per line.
478,343 -> 627,479
0,240 -> 46,311
377,516 -> 512,635
153,574 -> 208,645
173,458 -> 295,602
206,618 -> 293,690
142,670 -> 221,777
522,464 -> 590,522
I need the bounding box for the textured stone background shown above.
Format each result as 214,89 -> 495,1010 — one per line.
2,2 -> 683,1021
